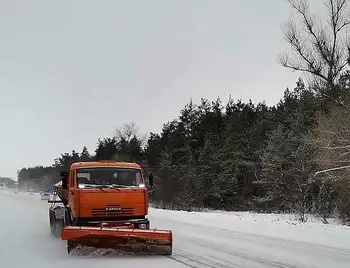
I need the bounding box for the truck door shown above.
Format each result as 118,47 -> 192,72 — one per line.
68,170 -> 78,218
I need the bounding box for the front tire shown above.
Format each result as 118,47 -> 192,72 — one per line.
64,208 -> 72,226
67,240 -> 75,254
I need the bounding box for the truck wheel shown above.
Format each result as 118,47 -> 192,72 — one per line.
54,219 -> 64,239
164,246 -> 172,256
49,215 -> 55,236
67,240 -> 75,254
64,208 -> 72,226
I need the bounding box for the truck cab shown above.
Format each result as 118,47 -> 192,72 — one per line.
60,161 -> 154,229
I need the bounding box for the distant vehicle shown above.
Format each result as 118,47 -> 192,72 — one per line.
29,192 -> 34,195
13,191 -> 18,194
41,193 -> 50,201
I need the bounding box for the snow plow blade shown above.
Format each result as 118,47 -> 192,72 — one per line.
61,226 -> 172,255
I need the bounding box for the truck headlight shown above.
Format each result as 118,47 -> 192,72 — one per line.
140,224 -> 147,229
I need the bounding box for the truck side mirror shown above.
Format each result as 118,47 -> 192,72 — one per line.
60,171 -> 68,190
148,174 -> 154,188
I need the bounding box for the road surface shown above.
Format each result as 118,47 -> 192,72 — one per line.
1,190 -> 350,268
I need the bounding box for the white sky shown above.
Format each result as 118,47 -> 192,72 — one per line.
0,0 -> 311,178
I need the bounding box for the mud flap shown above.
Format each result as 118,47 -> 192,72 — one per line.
62,226 -> 172,255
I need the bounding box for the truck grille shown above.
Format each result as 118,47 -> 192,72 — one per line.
91,206 -> 134,217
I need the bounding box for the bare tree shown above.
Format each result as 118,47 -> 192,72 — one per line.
312,106 -> 350,175
279,0 -> 350,94
115,122 -> 137,142
310,105 -> 350,221
115,122 -> 147,146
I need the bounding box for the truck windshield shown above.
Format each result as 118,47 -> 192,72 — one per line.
76,167 -> 143,188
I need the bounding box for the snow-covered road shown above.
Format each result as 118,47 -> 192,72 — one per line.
1,190 -> 350,268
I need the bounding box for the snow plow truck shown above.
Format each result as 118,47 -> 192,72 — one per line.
48,160 -> 172,255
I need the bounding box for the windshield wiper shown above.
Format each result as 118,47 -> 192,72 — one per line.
108,184 -> 129,189
82,184 -> 105,191
81,184 -> 135,190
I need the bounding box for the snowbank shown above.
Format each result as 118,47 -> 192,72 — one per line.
149,207 -> 350,249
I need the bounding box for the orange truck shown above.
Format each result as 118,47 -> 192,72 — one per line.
48,160 -> 172,255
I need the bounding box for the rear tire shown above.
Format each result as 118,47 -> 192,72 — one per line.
54,219 -> 64,239
49,214 -> 55,236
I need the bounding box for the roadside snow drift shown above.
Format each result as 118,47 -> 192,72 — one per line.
150,207 -> 350,249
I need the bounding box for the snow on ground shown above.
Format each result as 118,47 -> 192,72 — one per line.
150,208 -> 350,249
1,189 -> 350,268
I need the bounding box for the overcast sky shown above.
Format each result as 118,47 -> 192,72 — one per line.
0,0 -> 310,178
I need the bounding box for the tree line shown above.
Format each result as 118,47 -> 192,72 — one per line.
17,125 -> 145,191
0,177 -> 16,189
13,0 -> 350,224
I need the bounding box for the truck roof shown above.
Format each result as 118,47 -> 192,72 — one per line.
70,161 -> 141,169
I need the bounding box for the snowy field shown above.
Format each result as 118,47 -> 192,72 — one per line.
1,189 -> 350,268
